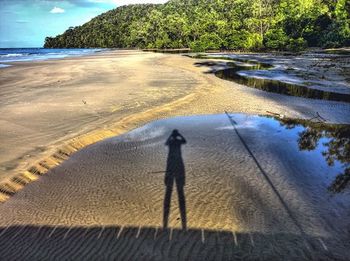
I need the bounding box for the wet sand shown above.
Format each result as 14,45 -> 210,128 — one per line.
205,52 -> 350,95
0,50 -> 350,258
1,50 -> 349,185
0,114 -> 349,260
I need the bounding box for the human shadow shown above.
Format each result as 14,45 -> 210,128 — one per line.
163,129 -> 187,230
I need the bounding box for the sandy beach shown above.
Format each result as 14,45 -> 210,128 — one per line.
0,50 -> 199,181
0,50 -> 349,259
1,50 -> 349,183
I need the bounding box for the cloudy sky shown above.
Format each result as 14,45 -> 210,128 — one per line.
0,0 -> 167,48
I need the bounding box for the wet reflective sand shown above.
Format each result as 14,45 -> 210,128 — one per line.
0,114 -> 349,260
191,53 -> 350,102
206,52 -> 350,95
215,64 -> 350,103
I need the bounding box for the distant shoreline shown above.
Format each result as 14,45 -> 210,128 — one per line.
0,48 -> 109,68
1,46 -> 349,68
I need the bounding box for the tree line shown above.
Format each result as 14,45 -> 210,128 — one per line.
44,0 -> 350,51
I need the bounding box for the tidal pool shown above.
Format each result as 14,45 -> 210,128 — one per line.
192,53 -> 350,103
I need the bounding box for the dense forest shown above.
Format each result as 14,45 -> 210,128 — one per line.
44,0 -> 350,51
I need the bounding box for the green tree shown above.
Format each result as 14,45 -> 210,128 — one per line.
44,0 -> 350,51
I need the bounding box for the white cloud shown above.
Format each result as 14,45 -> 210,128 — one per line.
50,6 -> 65,14
120,0 -> 168,4
88,0 -> 168,5
88,0 -> 116,3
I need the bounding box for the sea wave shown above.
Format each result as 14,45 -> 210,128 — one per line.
0,53 -> 29,57
0,48 -> 105,65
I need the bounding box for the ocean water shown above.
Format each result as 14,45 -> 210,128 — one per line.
0,48 -> 104,68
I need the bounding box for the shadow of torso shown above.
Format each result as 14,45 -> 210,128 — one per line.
165,138 -> 185,187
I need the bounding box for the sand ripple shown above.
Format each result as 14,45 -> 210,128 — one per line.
0,114 -> 349,259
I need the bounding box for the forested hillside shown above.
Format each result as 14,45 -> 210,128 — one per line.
44,0 -> 350,51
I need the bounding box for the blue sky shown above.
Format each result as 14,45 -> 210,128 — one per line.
0,0 -> 167,48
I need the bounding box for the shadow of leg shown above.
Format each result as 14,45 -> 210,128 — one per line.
176,183 -> 187,230
163,182 -> 173,229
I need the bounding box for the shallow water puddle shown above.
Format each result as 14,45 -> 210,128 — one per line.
216,65 -> 350,102
120,113 -> 349,193
0,113 -> 349,259
192,54 -> 350,102
96,113 -> 350,257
